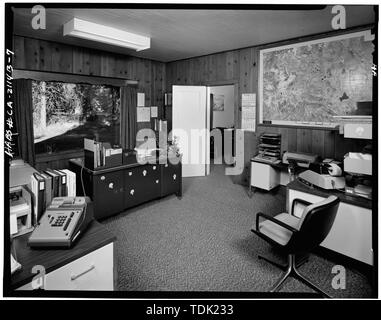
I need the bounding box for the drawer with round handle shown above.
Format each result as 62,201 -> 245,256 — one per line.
17,243 -> 114,290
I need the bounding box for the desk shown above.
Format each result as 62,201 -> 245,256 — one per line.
69,155 -> 182,220
11,221 -> 116,291
287,180 -> 373,266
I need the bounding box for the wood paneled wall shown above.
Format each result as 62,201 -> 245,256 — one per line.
13,35 -> 166,170
13,33 -> 368,179
166,45 -> 368,185
13,36 -> 165,109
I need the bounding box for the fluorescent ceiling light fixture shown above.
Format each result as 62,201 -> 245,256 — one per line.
63,18 -> 150,51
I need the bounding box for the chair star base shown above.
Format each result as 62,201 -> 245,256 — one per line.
268,254 -> 331,298
258,253 -> 308,271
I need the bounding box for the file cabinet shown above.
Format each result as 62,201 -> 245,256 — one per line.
161,161 -> 182,197
124,164 -> 161,209
250,160 -> 280,191
94,170 -> 125,219
69,157 -> 182,220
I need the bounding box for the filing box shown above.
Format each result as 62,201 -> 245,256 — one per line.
344,123 -> 372,139
344,153 -> 372,175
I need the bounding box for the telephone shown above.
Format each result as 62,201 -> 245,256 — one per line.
28,197 -> 94,248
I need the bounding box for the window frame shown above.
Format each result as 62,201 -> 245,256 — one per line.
14,69 -> 137,160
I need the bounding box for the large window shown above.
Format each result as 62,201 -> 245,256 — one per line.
32,81 -> 120,154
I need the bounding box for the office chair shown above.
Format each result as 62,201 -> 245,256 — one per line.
251,195 -> 340,297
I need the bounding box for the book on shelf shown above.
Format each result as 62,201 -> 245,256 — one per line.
39,172 -> 52,209
56,170 -> 68,197
60,169 -> 76,197
44,169 -> 60,198
31,172 -> 45,224
84,138 -> 122,170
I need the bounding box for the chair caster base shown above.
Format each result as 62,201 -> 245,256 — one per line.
265,254 -> 332,298
258,254 -> 308,271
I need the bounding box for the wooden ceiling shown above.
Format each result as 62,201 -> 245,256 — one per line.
12,5 -> 375,62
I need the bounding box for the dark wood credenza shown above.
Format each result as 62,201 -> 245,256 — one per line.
69,156 -> 182,220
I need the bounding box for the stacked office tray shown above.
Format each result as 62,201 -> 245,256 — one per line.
254,133 -> 281,164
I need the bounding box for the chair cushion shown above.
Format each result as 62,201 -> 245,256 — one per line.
297,196 -> 339,229
259,213 -> 301,246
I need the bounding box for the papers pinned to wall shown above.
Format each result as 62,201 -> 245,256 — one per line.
151,106 -> 158,118
242,93 -> 256,107
241,93 -> 256,131
137,107 -> 151,122
137,92 -> 145,107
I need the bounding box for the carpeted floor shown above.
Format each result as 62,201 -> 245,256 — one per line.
101,165 -> 373,297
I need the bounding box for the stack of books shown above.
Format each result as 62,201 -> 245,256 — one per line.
30,168 -> 76,225
84,138 -> 123,170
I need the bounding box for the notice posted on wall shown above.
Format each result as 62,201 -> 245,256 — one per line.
241,93 -> 256,131
137,92 -> 145,107
137,107 -> 151,122
151,106 -> 158,118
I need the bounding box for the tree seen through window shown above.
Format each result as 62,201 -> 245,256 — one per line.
32,81 -> 120,154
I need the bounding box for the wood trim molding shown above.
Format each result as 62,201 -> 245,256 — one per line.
255,24 -> 374,52
257,123 -> 340,131
35,149 -> 84,163
13,69 -> 138,87
202,79 -> 239,87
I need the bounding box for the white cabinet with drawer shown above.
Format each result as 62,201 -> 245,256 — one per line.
17,243 -> 114,290
250,161 -> 280,191
288,189 -> 373,266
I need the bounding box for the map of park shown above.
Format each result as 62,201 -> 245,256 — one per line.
262,35 -> 374,123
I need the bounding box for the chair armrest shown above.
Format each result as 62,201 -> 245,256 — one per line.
255,212 -> 298,234
291,198 -> 312,216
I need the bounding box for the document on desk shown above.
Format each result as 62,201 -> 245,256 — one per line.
348,152 -> 372,160
10,213 -> 18,235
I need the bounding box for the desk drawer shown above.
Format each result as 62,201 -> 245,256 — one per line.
161,162 -> 181,197
94,171 -> 124,219
17,243 -> 114,290
124,165 -> 160,208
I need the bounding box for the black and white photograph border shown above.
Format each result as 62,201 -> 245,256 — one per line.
1,0 -> 379,305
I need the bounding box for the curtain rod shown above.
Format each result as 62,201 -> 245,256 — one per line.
13,69 -> 138,87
